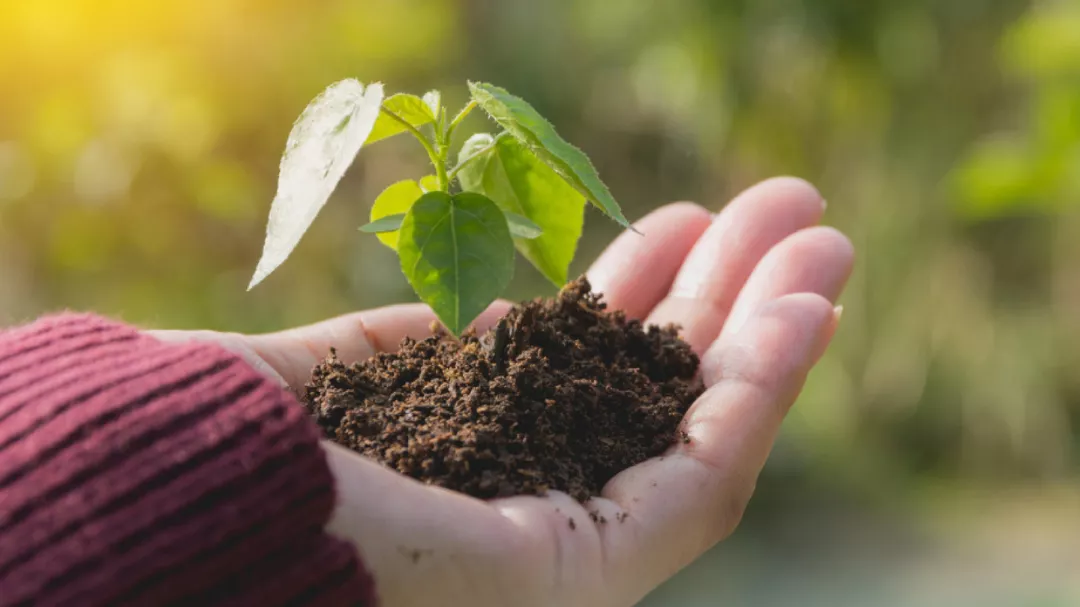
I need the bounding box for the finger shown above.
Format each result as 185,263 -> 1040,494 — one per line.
645,177 -> 826,354
686,294 -> 840,474
586,202 -> 712,320
601,294 -> 839,598
245,301 -> 512,390
706,226 -> 853,383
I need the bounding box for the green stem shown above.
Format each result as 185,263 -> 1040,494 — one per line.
380,106 -> 448,191
447,132 -> 508,182
445,100 -> 477,145
435,149 -> 449,192
434,114 -> 450,192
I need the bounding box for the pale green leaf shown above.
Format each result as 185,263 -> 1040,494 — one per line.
504,211 -> 542,238
359,214 -> 405,233
367,93 -> 436,145
419,174 -> 439,192
467,82 -> 630,229
250,79 -> 384,289
423,90 -> 441,117
370,179 -> 425,250
458,133 -> 584,285
398,191 -> 515,335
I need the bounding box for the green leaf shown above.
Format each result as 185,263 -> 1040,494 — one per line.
359,214 -> 405,233
369,180 -> 425,250
398,191 -> 515,335
1003,7 -> 1080,78
467,82 -> 631,229
250,79 -> 384,289
367,93 -> 436,145
457,133 -> 585,285
950,134 -> 1068,220
504,212 -> 542,238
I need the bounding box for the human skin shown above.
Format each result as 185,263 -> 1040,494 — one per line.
152,176 -> 854,607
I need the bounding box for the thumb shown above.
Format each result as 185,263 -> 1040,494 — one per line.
599,293 -> 841,602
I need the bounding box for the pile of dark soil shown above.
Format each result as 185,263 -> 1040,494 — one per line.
302,277 -> 703,501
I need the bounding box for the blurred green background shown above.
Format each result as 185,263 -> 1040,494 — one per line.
2,1 -> 1079,604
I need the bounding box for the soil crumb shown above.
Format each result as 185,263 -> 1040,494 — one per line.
302,277 -> 703,501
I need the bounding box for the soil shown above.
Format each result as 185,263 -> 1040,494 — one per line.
302,277 -> 703,502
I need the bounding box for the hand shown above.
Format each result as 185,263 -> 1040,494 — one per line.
153,177 -> 854,606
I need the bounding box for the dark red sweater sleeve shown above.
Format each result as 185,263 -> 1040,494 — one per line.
0,314 -> 376,606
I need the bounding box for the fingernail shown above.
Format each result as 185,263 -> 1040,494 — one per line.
833,304 -> 844,322
821,198 -> 828,211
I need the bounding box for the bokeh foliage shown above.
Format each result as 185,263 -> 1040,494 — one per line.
1,0 -> 1078,523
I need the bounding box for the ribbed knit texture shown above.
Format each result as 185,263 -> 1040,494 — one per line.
0,314 -> 376,606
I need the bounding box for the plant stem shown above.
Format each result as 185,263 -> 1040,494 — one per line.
379,106 -> 448,190
447,132 -> 508,182
435,145 -> 449,192
434,111 -> 451,192
445,100 -> 476,144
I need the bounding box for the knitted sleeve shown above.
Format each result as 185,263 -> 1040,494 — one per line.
0,314 -> 376,606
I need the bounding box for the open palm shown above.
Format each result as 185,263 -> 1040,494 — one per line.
153,177 -> 853,606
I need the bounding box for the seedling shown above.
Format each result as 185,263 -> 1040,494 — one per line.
249,80 -> 631,334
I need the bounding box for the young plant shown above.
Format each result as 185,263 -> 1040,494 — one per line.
248,80 -> 631,335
